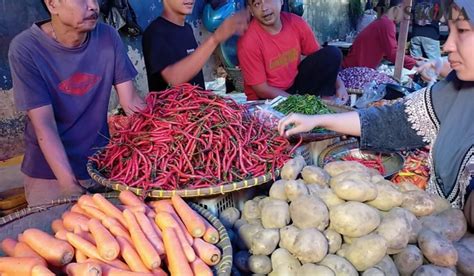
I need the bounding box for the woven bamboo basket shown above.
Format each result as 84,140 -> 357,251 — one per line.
0,193 -> 233,276
87,155 -> 278,199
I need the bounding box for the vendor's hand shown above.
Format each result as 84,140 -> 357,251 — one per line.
59,178 -> 85,197
335,86 -> 349,105
213,9 -> 250,43
278,113 -> 320,137
416,60 -> 437,82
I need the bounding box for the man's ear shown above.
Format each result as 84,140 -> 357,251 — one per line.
45,0 -> 59,15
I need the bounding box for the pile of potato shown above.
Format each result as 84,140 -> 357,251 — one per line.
220,156 -> 474,276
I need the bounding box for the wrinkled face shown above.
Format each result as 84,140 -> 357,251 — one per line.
164,0 -> 195,16
248,0 -> 283,27
444,7 -> 474,81
47,0 -> 99,32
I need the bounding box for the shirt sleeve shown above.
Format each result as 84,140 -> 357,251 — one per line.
379,19 -> 417,70
358,101 -> 427,153
8,39 -> 51,111
110,28 -> 138,85
237,36 -> 267,86
295,15 -> 319,55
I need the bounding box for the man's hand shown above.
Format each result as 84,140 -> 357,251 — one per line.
213,10 -> 250,43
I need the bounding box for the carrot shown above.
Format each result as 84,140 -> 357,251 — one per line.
71,204 -> 90,217
31,265 -> 55,276
1,238 -> 17,256
84,258 -> 130,271
192,238 -> 221,266
100,264 -> 153,276
118,190 -> 146,207
74,227 -> 96,245
22,229 -> 74,267
191,257 -> 213,276
75,249 -> 88,263
0,257 -> 46,276
202,219 -> 219,244
78,194 -> 98,208
171,195 -> 206,238
66,262 -> 102,276
116,236 -> 149,273
81,205 -> 108,221
146,209 -> 156,218
162,227 -> 193,276
14,242 -> 45,261
88,218 -> 120,261
133,211 -> 165,255
62,211 -> 90,232
151,268 -> 167,276
55,230 -> 69,241
66,232 -> 101,260
102,217 -> 133,244
123,209 -> 161,270
152,200 -> 193,245
92,194 -> 127,227
51,219 -> 66,233
155,211 -> 196,262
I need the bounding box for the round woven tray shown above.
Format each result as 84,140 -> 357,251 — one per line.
0,193 -> 233,276
87,155 -> 278,198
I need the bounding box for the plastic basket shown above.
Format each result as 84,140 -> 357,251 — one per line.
190,188 -> 257,217
0,193 -> 233,276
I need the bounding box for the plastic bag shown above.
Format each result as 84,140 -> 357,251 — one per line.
251,103 -> 286,129
355,81 -> 386,108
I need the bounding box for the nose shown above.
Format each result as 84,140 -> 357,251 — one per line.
443,29 -> 456,54
88,0 -> 99,12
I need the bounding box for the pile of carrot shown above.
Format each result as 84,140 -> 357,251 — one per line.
0,191 -> 222,276
392,149 -> 430,190
92,84 -> 298,190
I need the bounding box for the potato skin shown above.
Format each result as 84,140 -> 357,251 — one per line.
366,180 -> 403,211
290,195 -> 329,230
324,161 -> 369,177
412,265 -> 456,276
261,199 -> 290,229
393,245 -> 423,276
420,208 -> 467,242
341,233 -> 387,271
297,263 -> 335,276
329,201 -> 381,238
250,229 -> 280,255
329,171 -> 377,202
319,254 -> 358,276
281,156 -> 306,180
401,191 -> 435,217
324,229 -> 342,254
248,255 -> 272,274
417,229 -> 458,267
301,166 -> 330,186
288,228 -> 328,263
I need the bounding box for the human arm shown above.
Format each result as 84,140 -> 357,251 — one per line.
161,10 -> 249,85
250,83 -> 291,99
379,19 -> 417,69
115,80 -> 145,116
27,105 -> 83,191
416,57 -> 452,82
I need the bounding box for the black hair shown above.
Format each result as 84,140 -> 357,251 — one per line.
376,0 -> 402,9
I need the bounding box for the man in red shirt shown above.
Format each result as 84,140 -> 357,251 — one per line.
343,0 -> 417,69
237,0 -> 347,102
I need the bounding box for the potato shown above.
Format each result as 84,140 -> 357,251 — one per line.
319,254 -> 358,276
420,208 -> 467,242
271,248 -> 301,273
234,218 -> 247,231
454,242 -> 474,275
248,255 -> 272,274
290,195 -> 329,230
324,161 -> 369,177
324,229 -> 342,254
401,190 -> 435,217
361,268 -> 384,276
279,225 -> 300,251
375,208 -> 410,253
418,228 -> 458,267
339,234 -> 387,271
343,235 -> 354,245
234,250 -> 250,272
429,194 -> 451,214
398,181 -> 422,192
329,171 -> 378,202
260,199 -> 290,229
285,180 -> 309,202
257,197 -> 271,211
301,166 -> 330,186
413,265 -> 456,276
281,155 -> 306,180
393,245 -> 423,276
219,207 -> 240,229
307,184 -> 345,208
238,223 -> 264,249
366,179 -> 403,211
297,263 -> 335,276
393,207 -> 422,244
329,201 -> 381,237
250,228 -> 280,255
373,255 -> 398,276
269,180 -> 288,201
243,200 -> 261,221
289,228 -> 328,263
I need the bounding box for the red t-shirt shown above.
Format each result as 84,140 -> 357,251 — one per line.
342,15 -> 417,70
237,12 -> 319,100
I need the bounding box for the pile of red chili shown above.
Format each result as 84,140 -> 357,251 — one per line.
91,84 -> 298,190
342,154 -> 386,175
